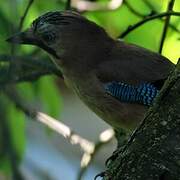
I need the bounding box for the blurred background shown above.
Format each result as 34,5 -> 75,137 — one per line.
0,0 -> 180,179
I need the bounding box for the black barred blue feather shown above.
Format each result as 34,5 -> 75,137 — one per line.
104,82 -> 158,106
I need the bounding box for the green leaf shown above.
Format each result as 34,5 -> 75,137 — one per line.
7,104 -> 26,162
0,95 -> 25,178
17,82 -> 35,100
35,76 -> 63,118
0,156 -> 11,178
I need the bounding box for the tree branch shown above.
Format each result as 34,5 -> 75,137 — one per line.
18,0 -> 34,31
77,129 -> 114,180
4,87 -> 95,156
159,0 -> 175,54
124,0 -> 147,18
65,0 -> 71,10
0,55 -> 63,85
119,11 -> 180,38
142,0 -> 179,33
104,60 -> 180,179
8,0 -> 34,82
124,0 -> 179,33
4,86 -> 114,180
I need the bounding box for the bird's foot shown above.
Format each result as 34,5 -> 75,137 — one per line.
94,171 -> 105,180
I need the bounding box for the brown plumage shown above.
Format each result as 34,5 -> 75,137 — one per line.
7,11 -> 175,130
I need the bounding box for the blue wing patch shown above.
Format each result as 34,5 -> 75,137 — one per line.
104,81 -> 159,106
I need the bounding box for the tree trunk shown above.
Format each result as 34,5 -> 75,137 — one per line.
104,60 -> 180,180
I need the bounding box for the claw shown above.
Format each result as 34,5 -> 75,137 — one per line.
94,171 -> 105,180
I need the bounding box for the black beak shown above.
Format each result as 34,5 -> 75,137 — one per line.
6,29 -> 60,59
6,29 -> 39,45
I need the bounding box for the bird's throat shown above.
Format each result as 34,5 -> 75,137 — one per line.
40,43 -> 60,59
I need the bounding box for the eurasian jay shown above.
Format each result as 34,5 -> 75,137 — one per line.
7,11 -> 175,130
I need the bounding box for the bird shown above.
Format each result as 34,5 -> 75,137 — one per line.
6,11 -> 175,131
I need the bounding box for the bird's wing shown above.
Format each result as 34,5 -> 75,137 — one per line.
96,43 -> 175,87
103,81 -> 158,106
95,43 -> 175,105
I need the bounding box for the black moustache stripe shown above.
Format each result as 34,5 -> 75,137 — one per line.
36,41 -> 60,59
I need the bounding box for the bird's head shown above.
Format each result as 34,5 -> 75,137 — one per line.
7,11 -> 112,62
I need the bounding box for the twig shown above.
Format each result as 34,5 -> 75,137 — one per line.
5,86 -> 115,180
19,0 -> 34,31
159,0 -> 175,54
124,0 -> 179,33
5,87 -> 95,155
8,0 -> 34,82
0,55 -> 63,85
124,0 -> 146,18
37,112 -> 95,154
119,11 -> 180,38
77,129 -> 114,180
0,55 -> 62,77
66,0 -> 71,10
142,0 -> 179,33
142,0 -> 154,10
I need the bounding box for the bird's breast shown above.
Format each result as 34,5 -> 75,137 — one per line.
63,73 -> 147,130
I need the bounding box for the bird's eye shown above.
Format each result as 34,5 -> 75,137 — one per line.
42,33 -> 55,43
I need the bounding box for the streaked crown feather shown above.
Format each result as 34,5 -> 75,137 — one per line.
32,11 -> 85,30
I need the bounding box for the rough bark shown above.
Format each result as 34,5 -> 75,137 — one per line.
104,60 -> 180,180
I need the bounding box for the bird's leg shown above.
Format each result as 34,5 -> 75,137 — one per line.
105,128 -> 129,166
